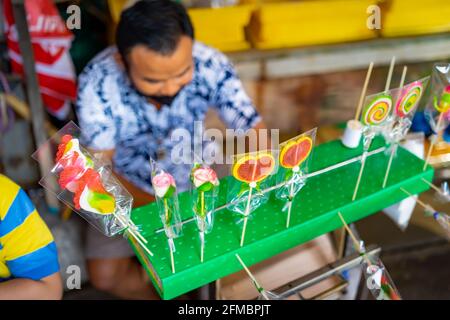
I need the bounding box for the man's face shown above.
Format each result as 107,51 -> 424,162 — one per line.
125,36 -> 194,104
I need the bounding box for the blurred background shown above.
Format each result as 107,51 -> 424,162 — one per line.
0,0 -> 449,299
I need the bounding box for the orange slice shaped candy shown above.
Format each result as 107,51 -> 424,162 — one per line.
279,136 -> 313,169
232,152 -> 275,184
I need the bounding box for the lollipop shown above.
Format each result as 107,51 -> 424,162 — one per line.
45,125 -> 153,258
277,130 -> 315,228
395,81 -> 423,118
382,75 -> 429,188
190,163 -> 220,262
424,85 -> 450,170
231,150 -> 276,247
73,168 -> 115,214
352,58 -> 397,201
338,212 -> 401,300
361,94 -> 393,126
55,134 -> 94,192
151,161 -> 182,273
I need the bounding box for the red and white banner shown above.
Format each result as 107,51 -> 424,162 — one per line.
3,0 -> 77,119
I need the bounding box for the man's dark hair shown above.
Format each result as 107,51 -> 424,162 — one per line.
116,0 -> 194,60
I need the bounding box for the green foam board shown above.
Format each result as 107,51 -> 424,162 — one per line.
129,137 -> 434,299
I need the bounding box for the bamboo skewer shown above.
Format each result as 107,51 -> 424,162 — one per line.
383,66 -> 408,188
337,212 -> 372,266
354,62 -> 374,121
421,178 -> 448,198
235,254 -> 270,300
423,111 -> 445,171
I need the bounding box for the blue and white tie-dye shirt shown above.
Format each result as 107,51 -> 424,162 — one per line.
76,42 -> 261,194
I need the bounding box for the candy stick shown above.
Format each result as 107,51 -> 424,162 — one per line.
352,151 -> 367,201
385,56 -> 396,93
235,254 -> 269,300
421,178 -> 448,198
240,184 -> 254,247
286,179 -> 294,228
423,111 -> 445,171
382,66 -> 408,188
168,238 -> 175,274
400,187 -> 435,212
115,214 -> 154,257
355,62 -> 374,121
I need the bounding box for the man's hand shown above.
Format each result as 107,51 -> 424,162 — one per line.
0,272 -> 63,300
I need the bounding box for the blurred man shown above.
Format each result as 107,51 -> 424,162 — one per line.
0,174 -> 62,300
76,0 -> 266,299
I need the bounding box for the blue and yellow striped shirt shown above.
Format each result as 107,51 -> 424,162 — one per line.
0,174 -> 59,282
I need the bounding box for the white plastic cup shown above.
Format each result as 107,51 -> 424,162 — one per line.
342,120 -> 363,148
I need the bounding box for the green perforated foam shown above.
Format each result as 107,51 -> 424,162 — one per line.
128,137 -> 433,299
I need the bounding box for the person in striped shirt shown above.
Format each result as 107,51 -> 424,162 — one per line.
0,174 -> 62,299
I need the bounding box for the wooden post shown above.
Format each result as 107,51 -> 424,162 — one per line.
12,0 -> 59,211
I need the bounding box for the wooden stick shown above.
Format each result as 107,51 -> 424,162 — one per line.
400,187 -> 434,212
337,212 -> 372,266
200,230 -> 205,263
382,142 -> 398,189
382,66 -> 407,189
421,178 -> 448,198
235,254 -> 270,300
385,56 -> 396,93
423,111 -> 445,171
169,238 -> 175,274
240,186 -> 253,247
354,62 -> 374,121
286,178 -> 295,228
116,215 -> 153,256
352,157 -> 366,201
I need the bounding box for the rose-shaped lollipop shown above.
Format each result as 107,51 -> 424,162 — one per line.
190,164 -> 220,262
153,172 -> 176,199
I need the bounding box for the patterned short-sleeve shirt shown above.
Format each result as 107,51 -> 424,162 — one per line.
76,42 -> 261,193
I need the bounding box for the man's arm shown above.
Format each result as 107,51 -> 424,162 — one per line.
90,149 -> 155,207
0,272 -> 62,300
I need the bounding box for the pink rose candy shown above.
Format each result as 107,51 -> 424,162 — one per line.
152,172 -> 176,198
193,167 -> 219,188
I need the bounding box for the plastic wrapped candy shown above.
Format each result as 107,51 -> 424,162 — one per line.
150,159 -> 182,273
227,150 -> 277,246
352,88 -> 398,200
422,64 -> 450,169
383,77 -> 430,147
190,162 -> 220,262
276,128 -> 316,228
32,121 -> 152,256
362,253 -> 402,300
381,77 -> 430,188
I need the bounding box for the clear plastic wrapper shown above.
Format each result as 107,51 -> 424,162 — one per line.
150,159 -> 183,239
383,77 -> 430,147
276,128 -> 316,227
190,162 -> 220,262
362,253 -> 402,300
423,63 -> 450,134
228,150 -> 278,246
227,150 -> 278,217
32,121 -> 132,237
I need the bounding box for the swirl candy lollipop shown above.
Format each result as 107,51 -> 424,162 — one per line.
230,150 -> 276,247
352,92 -> 393,201
276,128 -> 316,228
151,160 -> 183,273
190,163 -> 220,263
382,74 -> 429,188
